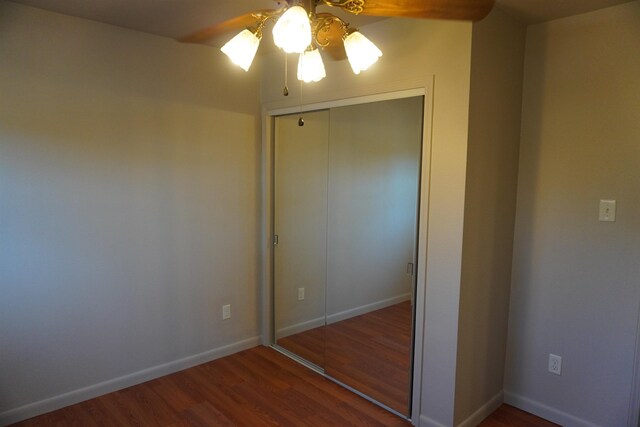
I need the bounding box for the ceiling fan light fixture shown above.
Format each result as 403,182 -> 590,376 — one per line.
220,29 -> 261,71
272,5 -> 312,53
343,30 -> 382,74
297,47 -> 326,83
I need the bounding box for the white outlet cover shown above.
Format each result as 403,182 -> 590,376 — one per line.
548,353 -> 562,375
222,304 -> 231,320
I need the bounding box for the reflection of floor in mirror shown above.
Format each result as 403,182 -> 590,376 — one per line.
277,324 -> 326,368
276,301 -> 412,415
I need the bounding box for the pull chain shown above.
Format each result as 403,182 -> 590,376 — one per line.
283,53 -> 289,97
298,78 -> 304,126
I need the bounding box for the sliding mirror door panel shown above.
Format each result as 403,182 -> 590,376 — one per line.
273,96 -> 423,417
274,111 -> 329,369
325,97 -> 423,415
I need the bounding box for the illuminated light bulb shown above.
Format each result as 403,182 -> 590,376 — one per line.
272,6 -> 312,54
343,30 -> 382,74
220,29 -> 261,71
297,48 -> 326,83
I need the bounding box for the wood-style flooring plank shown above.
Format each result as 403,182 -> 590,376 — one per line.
478,404 -> 560,427
180,401 -> 235,427
277,301 -> 413,414
10,345 -> 557,427
11,346 -> 413,427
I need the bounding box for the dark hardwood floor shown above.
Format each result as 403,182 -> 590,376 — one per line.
479,404 -> 560,427
10,346 -> 411,427
10,345 -> 558,427
277,301 -> 413,415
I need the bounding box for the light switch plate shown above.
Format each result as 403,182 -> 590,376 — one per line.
599,200 -> 616,222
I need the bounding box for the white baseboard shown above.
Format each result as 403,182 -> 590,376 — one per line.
276,316 -> 326,338
327,293 -> 412,325
457,391 -> 503,427
418,391 -> 502,427
419,414 -> 449,427
0,336 -> 260,426
504,390 -> 600,427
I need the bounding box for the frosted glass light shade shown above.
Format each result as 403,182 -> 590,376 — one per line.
220,29 -> 261,71
272,6 -> 312,53
343,31 -> 382,74
297,48 -> 326,82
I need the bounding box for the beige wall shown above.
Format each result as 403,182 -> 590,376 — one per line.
454,8 -> 526,426
504,2 -> 640,426
0,3 -> 261,424
261,17 -> 474,426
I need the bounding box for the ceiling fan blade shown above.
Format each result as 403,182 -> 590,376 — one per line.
178,10 -> 276,44
355,0 -> 495,21
314,13 -> 347,61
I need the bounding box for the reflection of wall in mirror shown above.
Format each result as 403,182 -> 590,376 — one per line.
275,97 -> 423,337
274,111 -> 329,338
326,97 -> 422,323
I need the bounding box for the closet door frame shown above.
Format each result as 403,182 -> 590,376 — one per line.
261,83 -> 434,425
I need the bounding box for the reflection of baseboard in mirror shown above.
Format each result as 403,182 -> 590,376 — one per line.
327,293 -> 411,325
277,292 -> 411,338
273,95 -> 423,419
276,316 -> 325,339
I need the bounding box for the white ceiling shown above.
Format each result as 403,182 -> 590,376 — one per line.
6,0 -> 636,43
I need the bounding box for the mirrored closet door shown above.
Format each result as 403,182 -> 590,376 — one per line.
273,96 -> 423,417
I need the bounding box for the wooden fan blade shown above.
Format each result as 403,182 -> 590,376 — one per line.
314,13 -> 347,61
178,10 -> 276,44
356,0 -> 495,21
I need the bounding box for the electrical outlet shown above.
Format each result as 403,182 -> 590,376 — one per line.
222,304 -> 231,320
297,287 -> 305,301
548,354 -> 562,375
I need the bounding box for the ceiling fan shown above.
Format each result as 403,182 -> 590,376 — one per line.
179,0 -> 495,83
